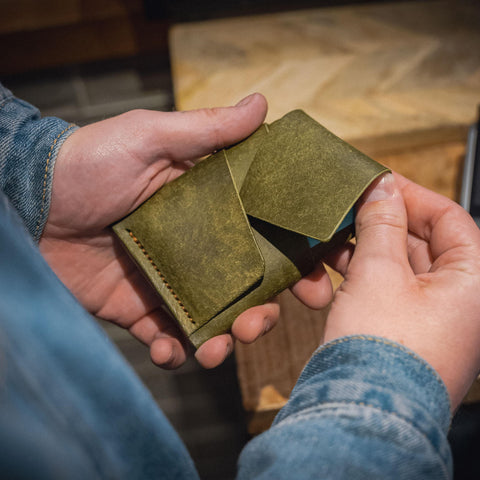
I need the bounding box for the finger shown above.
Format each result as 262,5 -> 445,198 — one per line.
290,262 -> 334,309
231,303 -> 279,343
352,173 -> 410,273
195,334 -> 234,369
395,173 -> 480,264
407,231 -> 433,274
150,336 -> 188,370
322,242 -> 355,278
147,93 -> 268,162
128,310 -> 189,369
128,309 -> 182,345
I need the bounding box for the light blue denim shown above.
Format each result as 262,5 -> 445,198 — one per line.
237,337 -> 452,479
0,82 -> 453,479
0,191 -> 199,479
0,83 -> 78,241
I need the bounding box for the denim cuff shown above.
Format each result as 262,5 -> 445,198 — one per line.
274,335 -> 452,463
0,84 -> 78,241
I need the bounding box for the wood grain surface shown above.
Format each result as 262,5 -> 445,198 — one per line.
170,0 -> 480,143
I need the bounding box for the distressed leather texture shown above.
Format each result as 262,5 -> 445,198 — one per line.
113,110 -> 389,347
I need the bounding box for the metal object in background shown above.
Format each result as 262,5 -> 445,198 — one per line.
460,107 -> 480,228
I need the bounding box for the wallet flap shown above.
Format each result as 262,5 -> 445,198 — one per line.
224,124 -> 269,191
113,151 -> 264,333
240,110 -> 389,242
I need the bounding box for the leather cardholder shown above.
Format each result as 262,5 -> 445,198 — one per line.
112,110 -> 389,347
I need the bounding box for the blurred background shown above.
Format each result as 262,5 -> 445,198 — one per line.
1,1 -> 479,479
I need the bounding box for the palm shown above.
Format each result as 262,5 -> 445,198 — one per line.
39,97 -> 287,368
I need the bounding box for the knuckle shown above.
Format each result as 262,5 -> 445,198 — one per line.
122,108 -> 148,120
358,208 -> 405,233
198,108 -> 228,149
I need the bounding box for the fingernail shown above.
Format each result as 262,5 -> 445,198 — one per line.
225,341 -> 234,356
162,343 -> 176,366
363,173 -> 396,203
262,318 -> 272,335
236,93 -> 255,107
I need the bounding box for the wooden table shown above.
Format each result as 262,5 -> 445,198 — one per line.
169,0 -> 480,432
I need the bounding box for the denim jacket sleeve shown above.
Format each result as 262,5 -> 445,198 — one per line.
237,335 -> 453,480
0,83 -> 78,241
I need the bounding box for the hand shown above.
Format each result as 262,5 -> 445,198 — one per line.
296,172 -> 480,410
40,93 -> 283,369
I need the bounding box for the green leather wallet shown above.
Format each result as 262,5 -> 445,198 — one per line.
112,110 -> 389,348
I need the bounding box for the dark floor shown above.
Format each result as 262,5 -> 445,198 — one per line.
449,403 -> 480,480
2,56 -> 249,480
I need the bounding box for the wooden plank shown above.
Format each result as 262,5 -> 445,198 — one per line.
465,379 -> 480,404
378,140 -> 466,200
170,1 -> 480,144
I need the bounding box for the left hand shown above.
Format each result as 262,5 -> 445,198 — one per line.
40,93 -> 283,369
296,173 -> 480,409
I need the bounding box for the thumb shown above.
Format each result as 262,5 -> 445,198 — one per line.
353,173 -> 409,267
147,93 -> 268,161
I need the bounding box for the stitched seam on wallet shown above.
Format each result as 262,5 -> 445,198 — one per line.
127,230 -> 195,324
